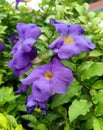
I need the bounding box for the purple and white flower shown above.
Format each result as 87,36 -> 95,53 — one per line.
49,18 -> 95,59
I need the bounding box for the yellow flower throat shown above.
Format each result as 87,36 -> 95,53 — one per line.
45,72 -> 53,80
63,37 -> 73,44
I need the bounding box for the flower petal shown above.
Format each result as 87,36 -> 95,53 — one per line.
21,67 -> 44,85
9,47 -> 37,70
50,59 -> 73,93
21,63 -> 52,85
58,43 -> 81,59
15,85 -> 28,94
31,79 -> 51,102
16,23 -> 26,39
22,38 -> 36,52
49,37 -> 63,53
24,24 -> 41,40
38,102 -> 47,115
26,95 -> 37,113
50,18 -> 84,36
75,36 -> 95,51
14,64 -> 31,77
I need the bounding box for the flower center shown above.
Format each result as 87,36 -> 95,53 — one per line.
45,72 -> 53,80
63,37 -> 73,44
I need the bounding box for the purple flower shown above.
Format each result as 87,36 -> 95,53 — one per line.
26,95 -> 47,114
21,58 -> 73,113
15,84 -> 28,94
15,0 -> 23,9
15,0 -> 32,9
8,23 -> 41,77
9,34 -> 18,44
49,18 -> 95,59
0,43 -> 4,52
11,23 -> 41,54
9,47 -> 37,77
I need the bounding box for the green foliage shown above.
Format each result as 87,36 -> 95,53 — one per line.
78,61 -> 103,80
93,117 -> 103,130
0,87 -> 19,106
68,99 -> 92,123
0,113 -> 23,130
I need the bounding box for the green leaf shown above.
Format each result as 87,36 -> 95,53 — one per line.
78,16 -> 87,23
22,114 -> 37,123
92,80 -> 103,89
55,4 -> 64,19
86,116 -> 94,130
64,122 -> 74,130
93,117 -> 103,130
78,62 -> 103,80
0,113 -> 8,129
51,79 -> 82,108
75,3 -> 89,16
92,90 -> 103,104
62,60 -> 76,71
45,112 -> 60,123
95,101 -> 103,116
0,87 -> 19,105
0,25 -> 7,34
69,99 -> 92,123
15,124 -> 23,130
89,50 -> 103,57
36,124 -> 48,130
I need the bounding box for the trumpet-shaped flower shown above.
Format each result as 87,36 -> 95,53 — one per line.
8,23 -> 41,76
11,23 -> 41,54
9,47 -> 37,77
21,58 -> 73,113
49,18 -> 95,59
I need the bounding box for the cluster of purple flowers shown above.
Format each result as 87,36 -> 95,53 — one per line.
8,19 -> 95,114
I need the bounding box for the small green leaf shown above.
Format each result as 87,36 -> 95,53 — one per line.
15,124 -> 23,130
6,115 -> 17,128
78,16 -> 87,23
64,122 -> 74,130
95,101 -> 103,116
22,114 -> 37,123
92,90 -> 103,104
0,87 -> 19,105
62,60 -> 76,71
69,99 -> 92,123
78,62 -> 103,80
93,117 -> 103,130
45,112 -> 60,123
89,50 -> 103,57
0,113 -> 8,129
92,80 -> 103,89
86,116 -> 94,129
0,25 -> 7,34
75,3 -> 89,16
36,124 -> 48,130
